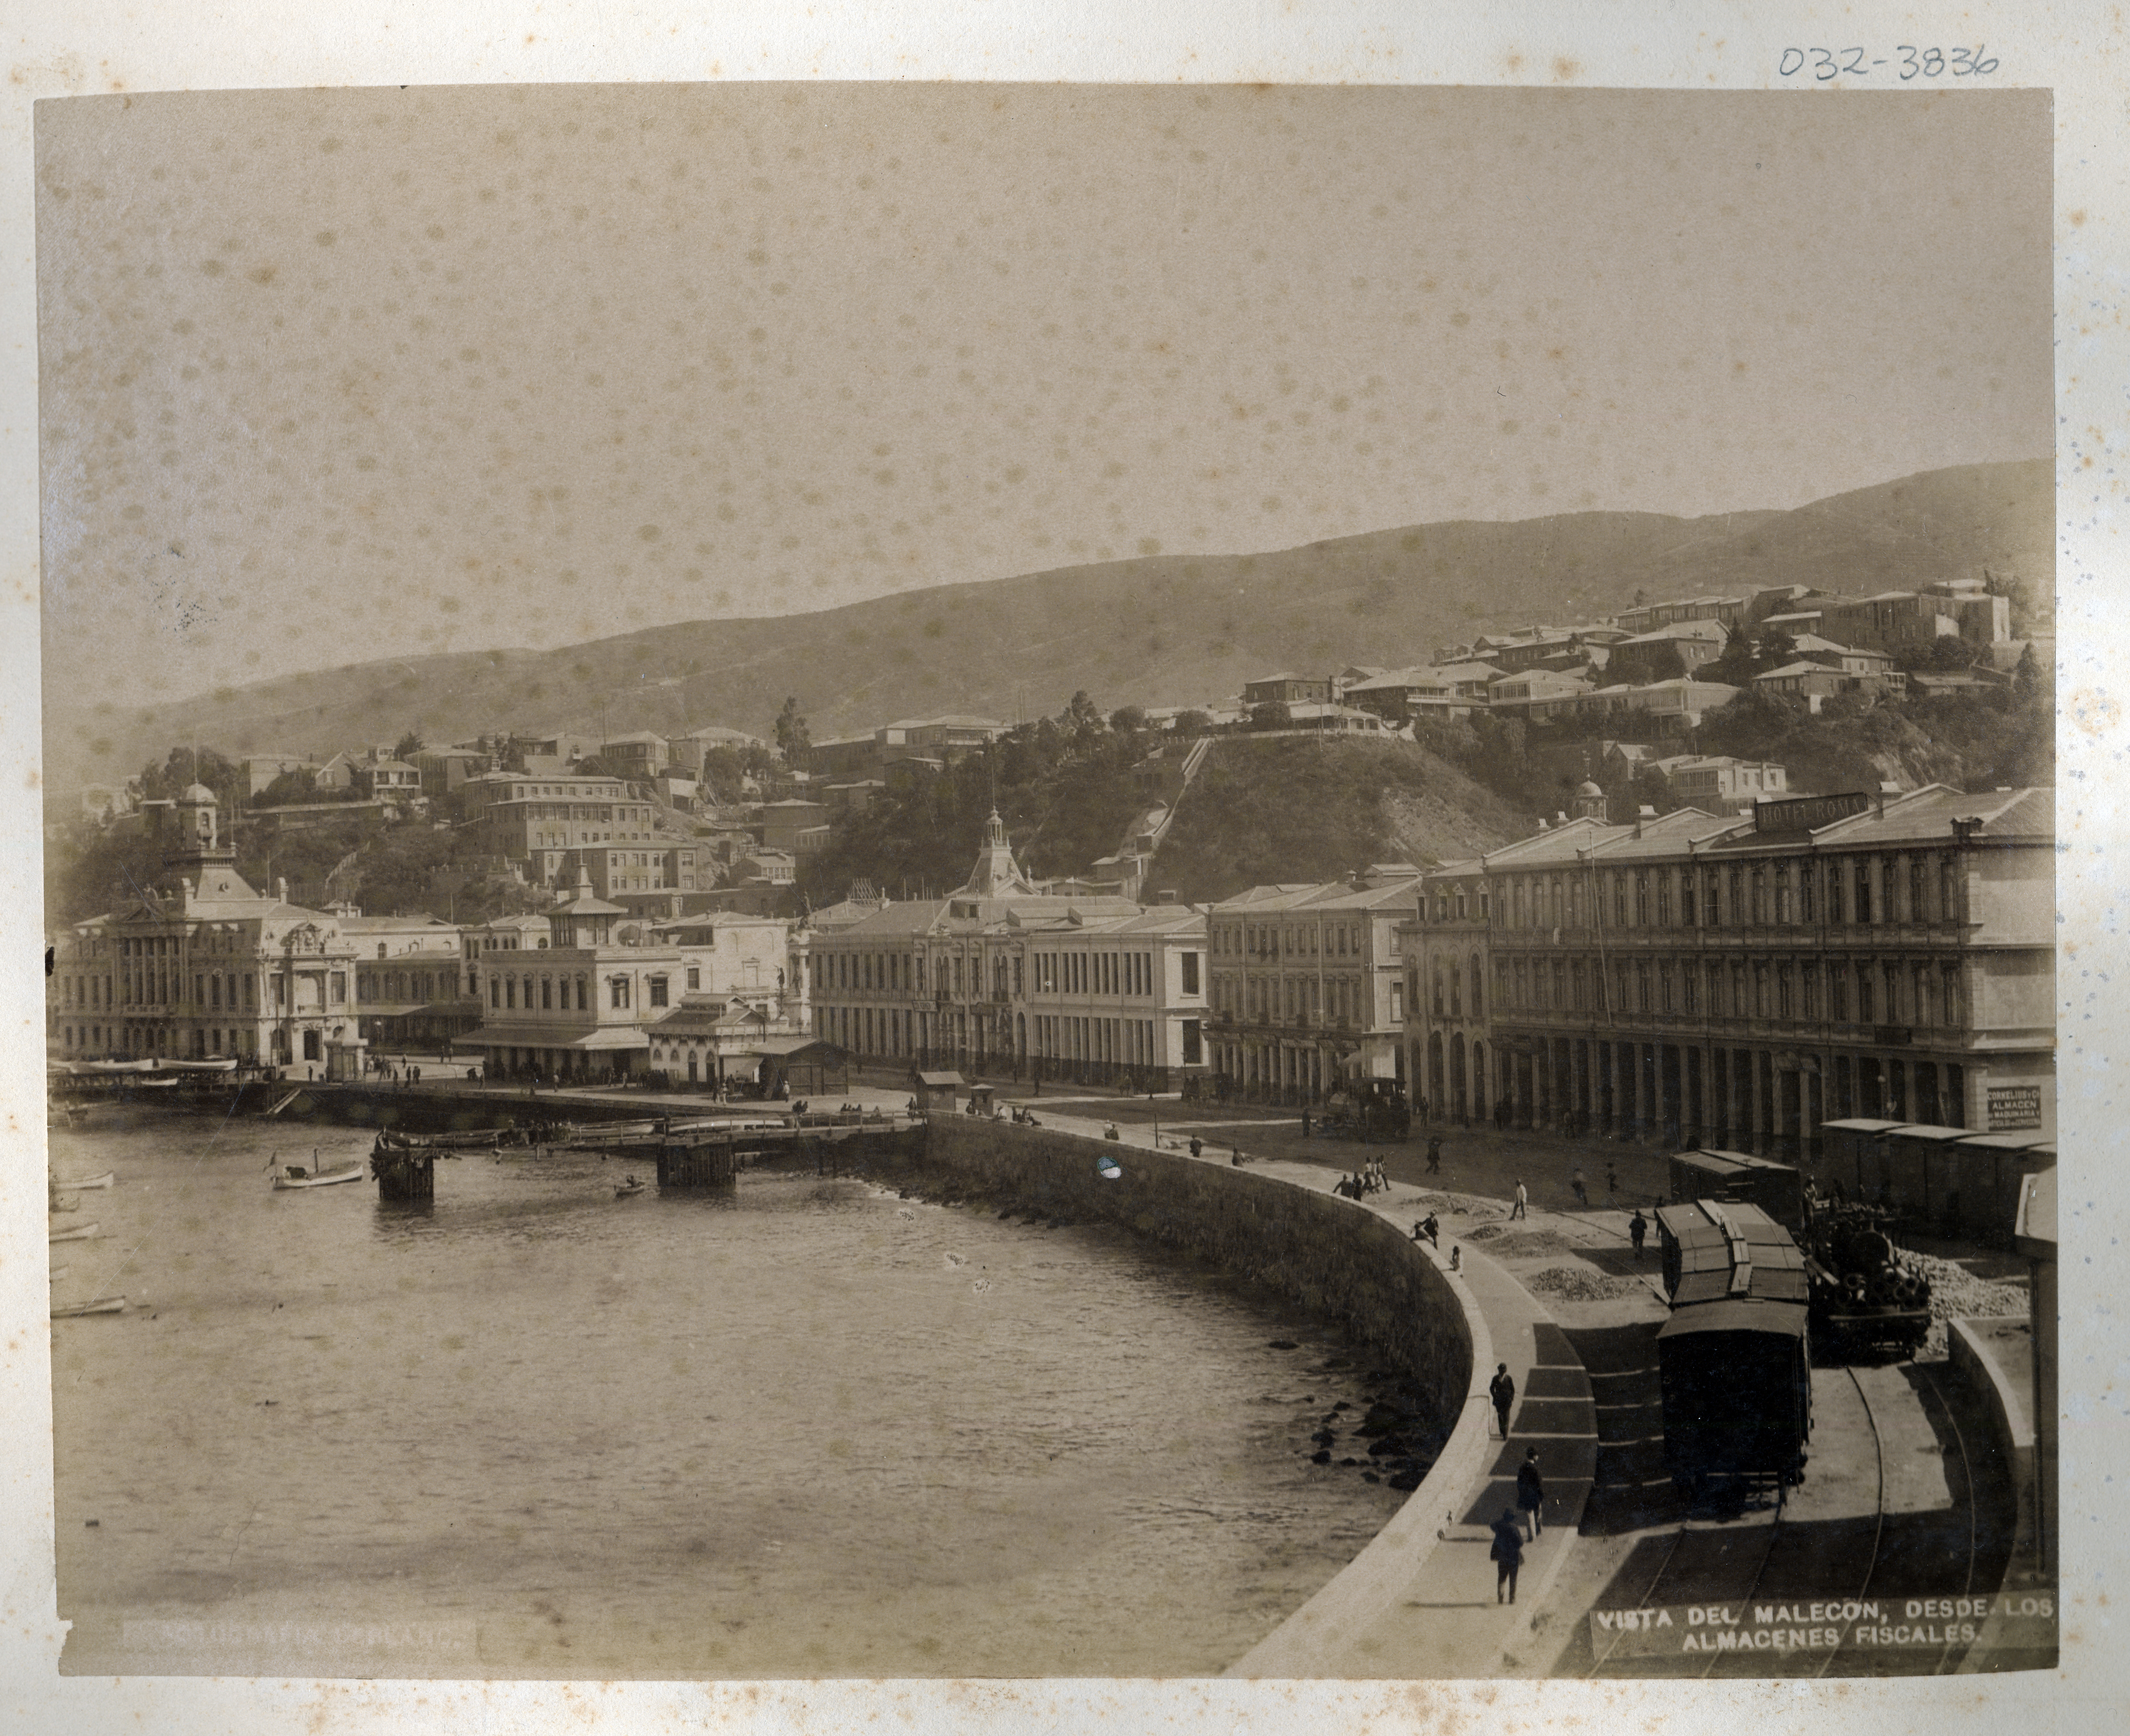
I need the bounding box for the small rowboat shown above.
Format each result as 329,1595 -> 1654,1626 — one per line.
49,1221 -> 100,1243
53,1172 -> 114,1192
272,1162 -> 365,1190
52,1296 -> 127,1318
614,1176 -> 646,1199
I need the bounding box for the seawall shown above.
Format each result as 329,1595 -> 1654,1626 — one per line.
904,1118 -> 1475,1415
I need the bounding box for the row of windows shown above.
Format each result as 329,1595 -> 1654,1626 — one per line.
485,967 -> 700,1012
1428,850 -> 1965,934
1211,919 -> 1381,960
813,947 -> 1200,1002
1209,971 -> 1387,1027
86,968 -> 336,1010
1469,952 -> 1966,1028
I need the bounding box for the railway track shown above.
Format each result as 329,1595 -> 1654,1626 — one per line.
1581,1353 -> 1999,1679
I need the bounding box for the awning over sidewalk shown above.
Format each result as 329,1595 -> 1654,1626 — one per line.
461,1022 -> 648,1052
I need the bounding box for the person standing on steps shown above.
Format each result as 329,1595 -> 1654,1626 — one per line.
1490,1509 -> 1524,1604
1516,1447 -> 1546,1540
1510,1179 -> 1528,1220
1489,1362 -> 1515,1439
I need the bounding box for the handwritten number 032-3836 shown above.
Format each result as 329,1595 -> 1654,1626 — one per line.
1778,47 -> 1999,80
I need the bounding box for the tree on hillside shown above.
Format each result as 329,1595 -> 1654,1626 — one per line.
393,731 -> 425,760
774,697 -> 811,767
2012,641 -> 2043,705
1894,635 -> 1984,674
139,745 -> 242,804
1173,708 -> 1215,736
1755,629 -> 1799,669
256,766 -> 339,807
1699,623 -> 1760,688
1060,690 -> 1106,742
1249,701 -> 1292,732
1108,705 -> 1149,737
699,745 -> 749,804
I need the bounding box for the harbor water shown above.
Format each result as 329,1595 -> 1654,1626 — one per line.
49,1111 -> 1406,1678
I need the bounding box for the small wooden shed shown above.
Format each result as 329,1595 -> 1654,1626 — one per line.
911,1069 -> 965,1116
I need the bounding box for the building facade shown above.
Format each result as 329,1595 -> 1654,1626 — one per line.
1405,785 -> 2055,1159
1203,866 -> 1421,1104
461,772 -> 660,881
49,786 -> 364,1076
802,812 -> 1211,1087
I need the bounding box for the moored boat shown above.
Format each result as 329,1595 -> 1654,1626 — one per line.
272,1155 -> 365,1189
53,1171 -> 115,1192
49,1221 -> 100,1243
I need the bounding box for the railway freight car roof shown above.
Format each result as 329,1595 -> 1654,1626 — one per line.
1658,1199 -> 1808,1305
1656,1298 -> 1809,1340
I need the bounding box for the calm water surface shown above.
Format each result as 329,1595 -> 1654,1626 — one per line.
50,1111 -> 1404,1677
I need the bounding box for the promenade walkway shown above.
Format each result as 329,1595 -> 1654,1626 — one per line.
1023,1094 -> 1602,1678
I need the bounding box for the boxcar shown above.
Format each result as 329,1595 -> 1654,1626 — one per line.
1654,1200 -> 1813,1498
1667,1148 -> 1802,1224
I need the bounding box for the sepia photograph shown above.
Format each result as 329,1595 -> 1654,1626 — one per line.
33,75 -> 2063,1694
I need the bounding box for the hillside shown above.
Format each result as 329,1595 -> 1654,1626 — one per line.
47,459 -> 2050,791
1147,737 -> 1528,904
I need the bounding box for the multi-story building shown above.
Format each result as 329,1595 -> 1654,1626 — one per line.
1662,756 -> 1789,816
457,872 -> 804,1082
1203,865 -> 1423,1104
1615,595 -> 1745,636
554,842 -> 709,902
802,812 -> 1211,1086
344,910 -> 479,1049
1243,672 -> 1333,707
598,731 -> 671,778
49,785 -> 364,1075
461,772 -> 660,882
1404,784 -> 2055,1157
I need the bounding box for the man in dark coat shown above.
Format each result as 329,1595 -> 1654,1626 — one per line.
1490,1509 -> 1525,1604
1517,1446 -> 1546,1539
1488,1362 -> 1515,1438
1629,1208 -> 1648,1262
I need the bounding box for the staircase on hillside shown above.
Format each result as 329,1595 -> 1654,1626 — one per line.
1086,735 -> 1215,900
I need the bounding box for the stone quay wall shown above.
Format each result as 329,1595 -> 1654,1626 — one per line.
905,1118 -> 1473,1420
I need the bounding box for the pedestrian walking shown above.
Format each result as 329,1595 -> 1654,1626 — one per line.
1516,1447 -> 1546,1539
1490,1509 -> 1524,1604
1189,1136 -> 1203,1158
1605,1160 -> 1618,1198
1489,1362 -> 1515,1438
1449,1245 -> 1461,1273
1419,1212 -> 1439,1249
1301,1110 -> 1311,1137
1510,1179 -> 1527,1220
1629,1208 -> 1648,1262
1426,1135 -> 1442,1174
1571,1167 -> 1588,1208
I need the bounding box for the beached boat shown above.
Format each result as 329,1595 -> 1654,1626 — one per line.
271,1160 -> 365,1190
53,1171 -> 114,1192
49,1221 -> 100,1243
614,1177 -> 646,1198
52,1296 -> 127,1318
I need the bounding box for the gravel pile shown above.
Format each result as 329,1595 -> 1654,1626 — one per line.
1905,1252 -> 2030,1322
1527,1265 -> 1646,1302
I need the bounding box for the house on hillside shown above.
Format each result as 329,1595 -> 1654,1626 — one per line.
1487,669 -> 1592,721
1606,619 -> 1732,685
599,731 -> 672,778
1242,672 -> 1332,707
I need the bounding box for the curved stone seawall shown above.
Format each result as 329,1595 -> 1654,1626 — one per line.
908,1118 -> 1474,1460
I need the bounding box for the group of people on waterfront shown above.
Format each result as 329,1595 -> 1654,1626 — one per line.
1334,1159 -> 1389,1199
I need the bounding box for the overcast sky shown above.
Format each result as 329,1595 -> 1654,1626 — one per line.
37,83 -> 2050,707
